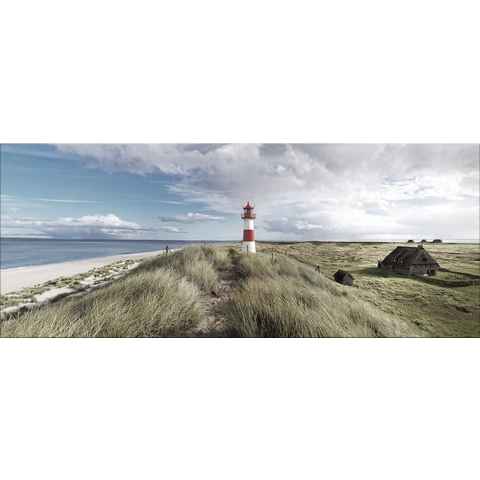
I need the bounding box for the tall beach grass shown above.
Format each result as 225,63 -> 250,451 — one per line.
1,245 -> 417,337
224,252 -> 413,337
1,260 -> 206,338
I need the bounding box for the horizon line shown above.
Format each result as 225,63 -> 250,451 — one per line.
1,236 -> 478,244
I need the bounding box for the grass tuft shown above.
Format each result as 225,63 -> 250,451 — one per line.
224,253 -> 412,337
1,268 -> 205,337
136,246 -> 222,292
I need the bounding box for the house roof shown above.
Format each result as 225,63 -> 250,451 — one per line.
381,246 -> 440,267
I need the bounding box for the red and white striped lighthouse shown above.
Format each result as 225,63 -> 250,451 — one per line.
241,201 -> 256,253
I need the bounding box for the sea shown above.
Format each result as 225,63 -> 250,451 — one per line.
0,238 -> 229,269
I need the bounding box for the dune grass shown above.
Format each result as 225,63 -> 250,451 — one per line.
0,253 -> 211,338
0,246 -> 232,338
257,242 -> 480,337
1,244 -> 435,337
224,252 -> 413,337
136,245 -> 223,292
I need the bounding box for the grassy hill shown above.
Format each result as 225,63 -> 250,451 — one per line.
257,241 -> 480,337
0,245 -> 421,337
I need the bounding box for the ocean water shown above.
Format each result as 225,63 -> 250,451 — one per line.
0,238 -> 221,269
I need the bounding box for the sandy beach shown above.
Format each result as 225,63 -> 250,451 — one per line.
1,249 -> 166,295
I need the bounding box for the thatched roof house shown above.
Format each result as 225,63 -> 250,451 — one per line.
407,239 -> 415,243
378,245 -> 440,276
432,239 -> 442,243
334,270 -> 354,286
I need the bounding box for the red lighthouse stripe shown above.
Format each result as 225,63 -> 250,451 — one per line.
243,229 -> 255,241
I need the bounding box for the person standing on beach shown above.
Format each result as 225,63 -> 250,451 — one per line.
165,245 -> 169,255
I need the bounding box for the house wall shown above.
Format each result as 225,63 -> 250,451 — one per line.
394,266 -> 412,275
379,263 -> 439,276
379,264 -> 411,274
410,264 -> 439,276
410,265 -> 428,275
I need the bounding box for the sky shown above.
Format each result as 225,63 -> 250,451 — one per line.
1,144 -> 478,241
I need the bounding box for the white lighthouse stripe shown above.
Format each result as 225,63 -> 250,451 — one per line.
242,241 -> 256,253
244,219 -> 254,230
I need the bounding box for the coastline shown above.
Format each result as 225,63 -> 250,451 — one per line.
1,249 -> 167,295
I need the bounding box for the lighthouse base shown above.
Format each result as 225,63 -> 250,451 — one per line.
242,241 -> 256,254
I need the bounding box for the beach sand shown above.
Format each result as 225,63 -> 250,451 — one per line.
0,250 -> 166,294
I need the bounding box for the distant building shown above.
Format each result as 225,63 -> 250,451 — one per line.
378,245 -> 440,276
432,239 -> 443,243
420,239 -> 428,243
241,201 -> 256,254
334,270 -> 354,286
407,239 -> 415,243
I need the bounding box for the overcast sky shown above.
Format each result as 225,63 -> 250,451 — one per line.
1,144 -> 478,241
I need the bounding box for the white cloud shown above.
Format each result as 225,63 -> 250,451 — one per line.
34,197 -> 99,204
3,214 -> 150,239
2,194 -> 97,203
157,225 -> 187,234
54,144 -> 479,240
158,212 -> 225,223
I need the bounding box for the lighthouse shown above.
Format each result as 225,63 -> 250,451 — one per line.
241,201 -> 256,254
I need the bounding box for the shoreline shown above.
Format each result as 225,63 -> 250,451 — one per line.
1,249 -> 167,295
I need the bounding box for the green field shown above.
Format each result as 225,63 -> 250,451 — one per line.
257,242 -> 480,337
1,243 -> 478,337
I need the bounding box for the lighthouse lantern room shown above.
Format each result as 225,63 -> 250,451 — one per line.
241,201 -> 256,254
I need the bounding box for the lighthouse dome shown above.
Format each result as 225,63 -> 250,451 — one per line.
241,201 -> 256,219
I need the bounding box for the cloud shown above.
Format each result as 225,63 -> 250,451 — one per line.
1,194 -> 99,205
155,211 -> 223,234
158,212 -> 225,223
34,197 -> 99,204
54,144 -> 479,240
152,200 -> 184,205
3,214 -> 151,239
263,217 -> 329,238
157,225 -> 187,234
